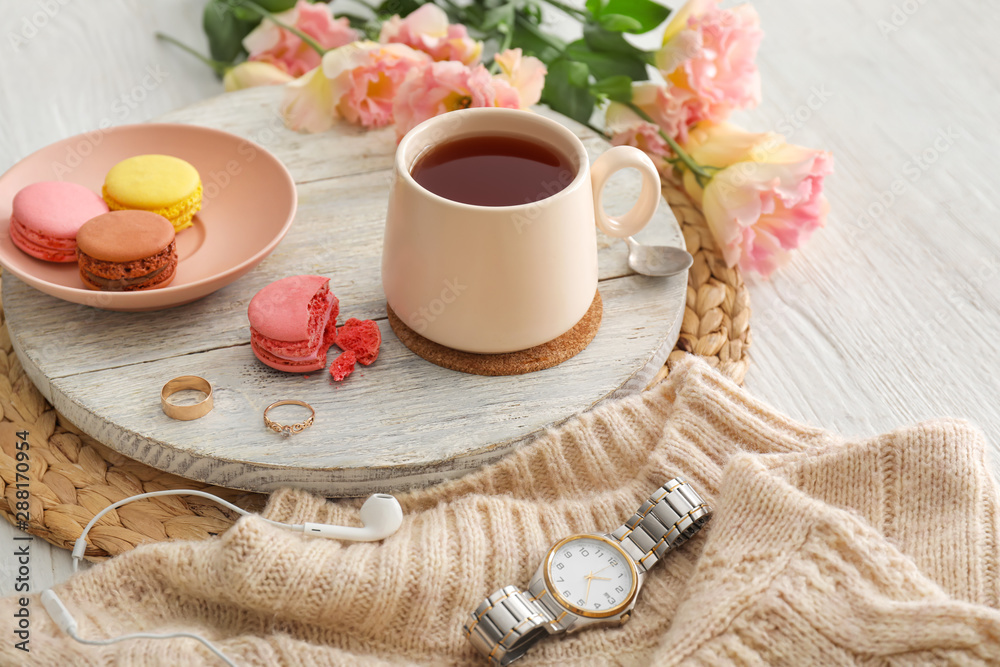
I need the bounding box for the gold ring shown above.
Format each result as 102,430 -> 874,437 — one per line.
161,376 -> 214,421
263,400 -> 315,435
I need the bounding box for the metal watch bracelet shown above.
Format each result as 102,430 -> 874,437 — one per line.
465,586 -> 553,666
464,477 -> 710,665
608,477 -> 711,574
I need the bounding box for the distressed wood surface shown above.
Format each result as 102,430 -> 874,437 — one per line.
0,0 -> 230,606
736,0 -> 1000,473
1,0 -> 998,600
3,84 -> 687,495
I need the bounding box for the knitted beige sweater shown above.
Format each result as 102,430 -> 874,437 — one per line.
6,358 -> 1000,665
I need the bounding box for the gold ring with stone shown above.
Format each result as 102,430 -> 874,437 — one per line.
263,400 -> 315,435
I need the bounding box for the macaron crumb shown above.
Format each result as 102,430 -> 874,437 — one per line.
329,350 -> 357,382
335,318 -> 381,366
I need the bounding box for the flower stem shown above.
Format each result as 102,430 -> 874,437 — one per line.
155,32 -> 229,75
626,102 -> 714,184
230,0 -> 328,56
584,120 -> 610,140
488,24 -> 515,74
514,14 -> 566,52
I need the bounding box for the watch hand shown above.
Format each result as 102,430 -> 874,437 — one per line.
589,575 -> 611,581
591,564 -> 612,576
585,576 -> 594,603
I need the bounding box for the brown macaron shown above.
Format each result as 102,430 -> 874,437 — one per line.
76,211 -> 178,292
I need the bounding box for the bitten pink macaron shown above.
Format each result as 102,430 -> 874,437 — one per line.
9,181 -> 109,262
248,275 -> 340,372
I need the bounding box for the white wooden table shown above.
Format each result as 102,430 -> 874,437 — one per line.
1,0 -> 998,598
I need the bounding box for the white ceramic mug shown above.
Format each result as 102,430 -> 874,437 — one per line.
382,107 -> 661,354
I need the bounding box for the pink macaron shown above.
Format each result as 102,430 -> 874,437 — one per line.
9,181 -> 109,262
248,275 -> 340,372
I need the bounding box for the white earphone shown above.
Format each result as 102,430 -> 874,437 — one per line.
303,493 -> 403,541
42,489 -> 403,666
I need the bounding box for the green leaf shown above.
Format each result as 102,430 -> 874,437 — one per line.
203,0 -> 257,63
542,59 -> 596,123
230,5 -> 260,22
582,23 -> 646,57
599,13 -> 644,33
510,31 -> 559,63
482,3 -> 515,31
600,0 -> 670,33
585,0 -> 607,17
252,0 -> 297,10
565,40 -> 648,80
519,1 -> 544,25
377,0 -> 423,17
566,60 -> 590,87
511,13 -> 564,63
590,75 -> 633,102
461,4 -> 486,29
338,12 -> 375,31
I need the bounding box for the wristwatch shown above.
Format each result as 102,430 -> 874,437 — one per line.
464,477 -> 710,665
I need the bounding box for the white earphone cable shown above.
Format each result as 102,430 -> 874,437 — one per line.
42,587 -> 238,666
67,626 -> 238,666
59,488 -> 305,666
72,489 -> 304,572
50,488 -> 401,666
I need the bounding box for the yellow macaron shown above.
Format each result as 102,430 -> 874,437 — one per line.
103,155 -> 203,233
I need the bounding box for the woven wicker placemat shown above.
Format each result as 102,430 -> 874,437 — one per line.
0,180 -> 749,561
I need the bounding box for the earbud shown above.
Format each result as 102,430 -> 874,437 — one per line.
304,493 -> 403,541
69,489 -> 403,570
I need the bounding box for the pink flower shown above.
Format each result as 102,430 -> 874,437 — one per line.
223,61 -> 293,92
244,0 -> 357,77
605,103 -> 672,176
680,122 -> 834,276
630,82 -> 706,145
392,61 -> 522,140
324,41 -> 430,128
493,48 -> 546,108
281,41 -> 429,132
652,0 -> 763,133
379,5 -> 482,66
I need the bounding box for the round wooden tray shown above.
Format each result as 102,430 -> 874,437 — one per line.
2,86 -> 686,496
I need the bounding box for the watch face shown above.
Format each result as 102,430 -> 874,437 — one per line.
544,535 -> 637,618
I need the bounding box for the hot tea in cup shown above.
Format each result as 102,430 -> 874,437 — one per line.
382,108 -> 661,354
410,135 -> 575,207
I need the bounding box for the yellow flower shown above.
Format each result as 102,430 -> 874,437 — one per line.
280,66 -> 337,133
223,61 -> 293,92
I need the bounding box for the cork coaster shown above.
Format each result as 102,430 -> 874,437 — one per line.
387,290 -> 603,376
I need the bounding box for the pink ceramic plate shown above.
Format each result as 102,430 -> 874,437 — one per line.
0,123 -> 296,311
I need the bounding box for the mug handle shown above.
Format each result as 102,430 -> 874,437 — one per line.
590,145 -> 661,238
